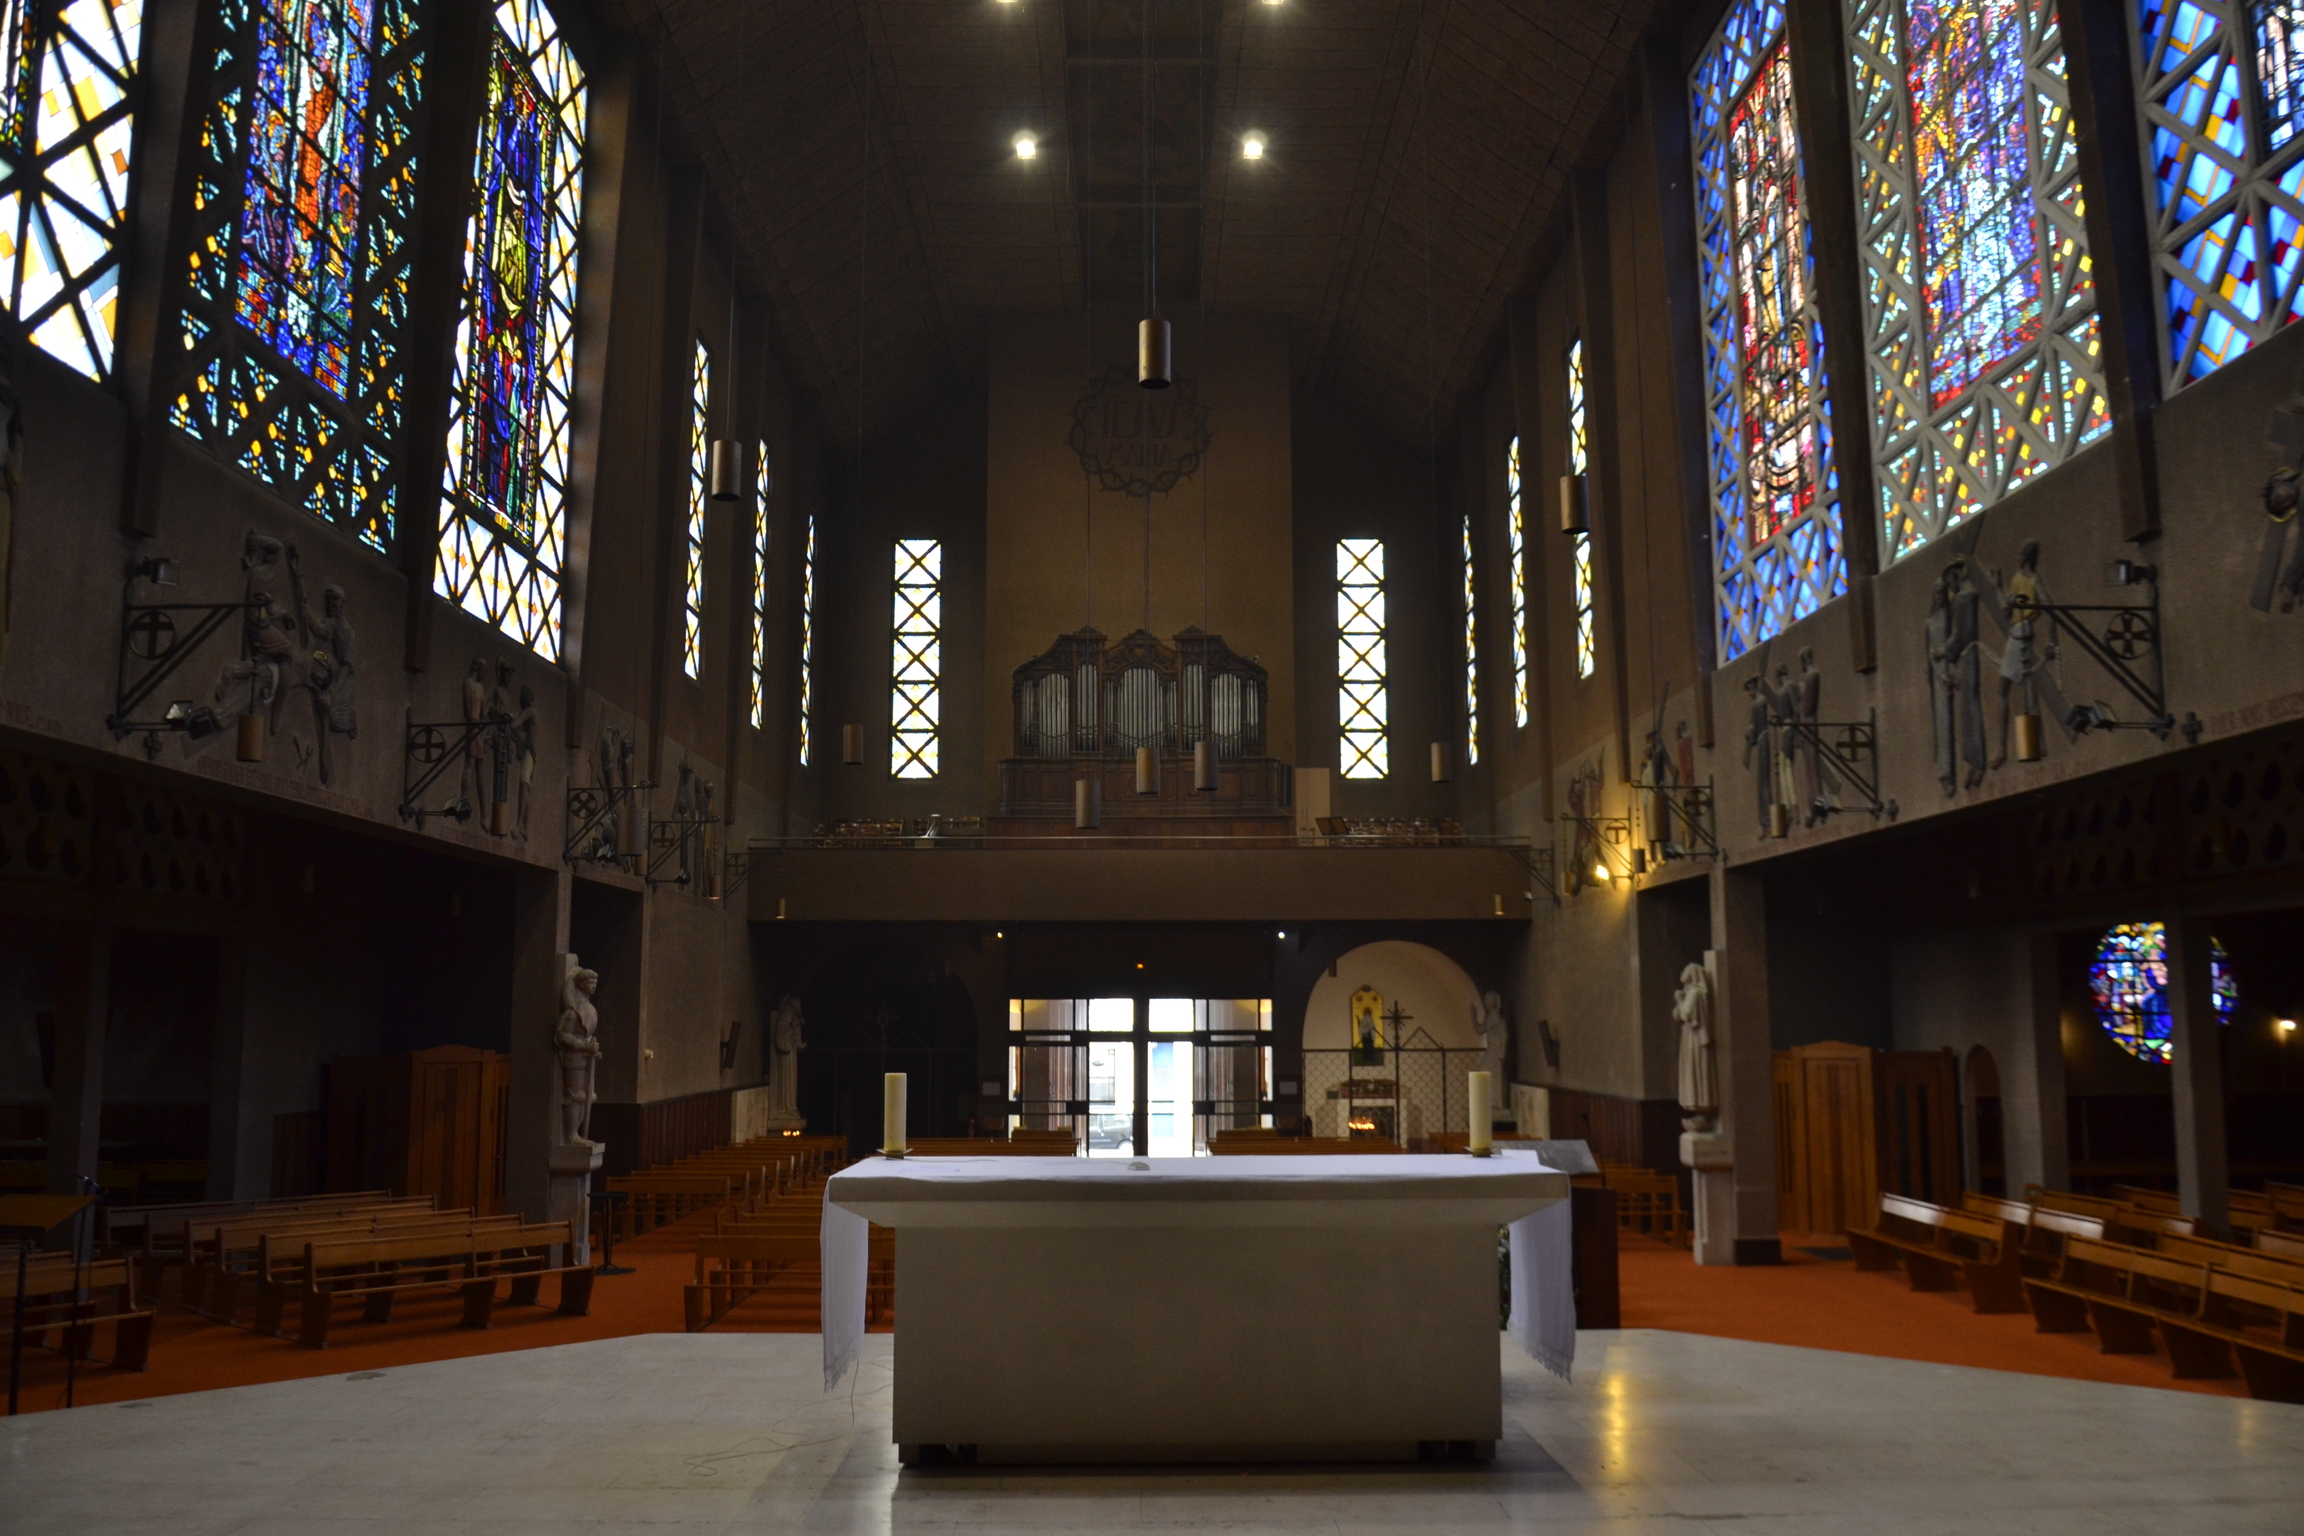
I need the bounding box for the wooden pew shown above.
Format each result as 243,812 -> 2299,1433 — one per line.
2024,1186 -> 2199,1244
295,1221 -> 593,1348
1963,1193 -> 2107,1274
191,1205 -> 478,1322
249,1214 -> 528,1336
5,1253 -> 154,1371
683,1227 -> 895,1332
1848,1194 -> 2024,1311
2259,1228 -> 2304,1261
2021,1235 -> 2304,1401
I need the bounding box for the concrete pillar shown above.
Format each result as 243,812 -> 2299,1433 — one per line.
45,923 -> 111,1197
2164,917 -> 2231,1238
205,937 -> 251,1198
2001,931 -> 2071,1195
507,865 -> 573,1225
1708,864 -> 1779,1263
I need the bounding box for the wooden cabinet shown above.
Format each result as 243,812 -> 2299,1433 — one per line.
1773,1043 -> 1958,1237
323,1046 -> 509,1214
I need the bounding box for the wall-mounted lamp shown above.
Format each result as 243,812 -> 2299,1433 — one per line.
1013,130 -> 1037,159
131,556 -> 180,586
2279,1017 -> 2298,1037
1241,131 -> 1267,160
2104,558 -> 2158,587
1074,777 -> 1101,829
163,700 -> 220,740
2012,712 -> 2044,762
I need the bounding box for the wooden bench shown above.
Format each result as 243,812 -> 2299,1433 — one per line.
295,1221 -> 593,1348
1848,1194 -> 2023,1311
249,1214 -> 527,1336
2259,1227 -> 2304,1261
1962,1192 -> 2107,1275
6,1253 -> 155,1371
2021,1235 -> 2304,1402
192,1205 -> 490,1322
683,1227 -> 895,1332
2024,1186 -> 2199,1244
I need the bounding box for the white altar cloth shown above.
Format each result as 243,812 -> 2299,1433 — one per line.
819,1154 -> 1570,1459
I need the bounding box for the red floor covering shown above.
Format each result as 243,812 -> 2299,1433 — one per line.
7,1221 -> 2242,1416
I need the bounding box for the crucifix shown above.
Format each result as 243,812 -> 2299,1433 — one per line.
1381,1001 -> 1413,1043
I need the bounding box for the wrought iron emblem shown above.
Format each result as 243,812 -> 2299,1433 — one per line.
1068,364 -> 1211,497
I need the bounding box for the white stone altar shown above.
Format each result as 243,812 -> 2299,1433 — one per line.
822,1154 -> 1568,1463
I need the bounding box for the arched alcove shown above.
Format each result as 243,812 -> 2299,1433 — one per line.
1302,941 -> 1484,1049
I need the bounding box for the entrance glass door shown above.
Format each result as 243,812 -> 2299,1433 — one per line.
1010,995 -> 1273,1155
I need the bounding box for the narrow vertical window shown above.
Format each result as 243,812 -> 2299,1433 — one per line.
174,0 -> 425,552
0,0 -> 141,381
1692,0 -> 1845,664
1507,437 -> 1529,728
2134,0 -> 2304,387
435,0 -> 586,660
749,440 -> 771,729
799,513 -> 816,764
1461,514 -> 1479,766
891,538 -> 941,778
1567,338 -> 1596,681
1337,538 -> 1388,779
1846,0 -> 2104,561
683,339 -> 709,680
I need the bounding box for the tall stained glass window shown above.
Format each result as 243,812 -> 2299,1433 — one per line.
1566,339 -> 1596,681
1507,437 -> 1529,728
1461,514 -> 1479,766
2088,921 -> 2236,1063
0,0 -> 141,380
1692,0 -> 1846,664
683,339 -> 709,680
2134,1 -> 2304,387
174,0 -> 423,551
749,440 -> 770,729
892,538 -> 941,778
1337,539 -> 1388,779
799,513 -> 816,764
1846,0 -> 2105,561
435,0 -> 586,660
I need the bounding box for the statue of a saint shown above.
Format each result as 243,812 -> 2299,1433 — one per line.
1471,990 -> 1509,1083
768,995 -> 805,1121
1673,960 -> 1718,1130
556,958 -> 603,1148
1349,985 -> 1384,1064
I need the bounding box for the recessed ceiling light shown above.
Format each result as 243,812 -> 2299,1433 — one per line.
1242,131 -> 1266,160
1014,131 -> 1037,159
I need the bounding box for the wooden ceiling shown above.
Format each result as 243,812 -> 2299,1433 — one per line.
609,0 -> 1672,449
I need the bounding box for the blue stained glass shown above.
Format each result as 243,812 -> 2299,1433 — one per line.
2259,0 -> 2304,149
234,0 -> 377,400
2088,922 -> 2235,1064
463,36 -> 554,542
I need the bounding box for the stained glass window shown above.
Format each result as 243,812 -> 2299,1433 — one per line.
434,0 -> 586,660
683,339 -> 709,680
892,539 -> 941,778
1692,1 -> 1847,664
174,0 -> 422,553
0,0 -> 141,381
799,513 -> 816,764
2088,921 -> 2236,1063
2133,1 -> 2304,387
1846,0 -> 2106,562
1461,513 -> 1479,766
750,440 -> 770,730
1507,437 -> 1529,728
1567,338 -> 1596,681
1337,539 -> 1388,779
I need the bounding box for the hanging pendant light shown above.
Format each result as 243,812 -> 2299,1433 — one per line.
1193,738 -> 1217,792
1135,745 -> 1161,795
1138,316 -> 1171,389
842,724 -> 862,766
1429,742 -> 1451,783
1075,777 -> 1101,829
2012,712 -> 2044,762
708,438 -> 741,502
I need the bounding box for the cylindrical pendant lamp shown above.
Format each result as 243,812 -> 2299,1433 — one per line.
841,724 -> 862,766
1193,739 -> 1217,792
1559,473 -> 1590,535
1138,316 -> 1171,389
236,713 -> 265,764
1074,777 -> 1101,829
708,438 -> 741,502
2012,712 -> 2044,763
1134,745 -> 1160,795
1769,801 -> 1790,839
1429,742 -> 1450,783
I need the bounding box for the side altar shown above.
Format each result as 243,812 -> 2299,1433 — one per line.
995,628 -> 1294,837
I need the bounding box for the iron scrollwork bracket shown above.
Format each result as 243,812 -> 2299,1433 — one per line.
1787,711 -> 1898,823
107,561 -> 262,756
645,816 -> 720,890
399,709 -> 506,827
2033,579 -> 2184,740
563,780 -> 653,874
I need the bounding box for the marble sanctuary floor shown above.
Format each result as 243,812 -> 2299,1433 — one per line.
3,1330 -> 2298,1535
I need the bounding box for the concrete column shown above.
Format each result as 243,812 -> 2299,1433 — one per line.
1708,864 -> 1779,1263
507,865 -> 573,1224
2164,917 -> 2231,1238
45,923 -> 111,1197
204,936 -> 251,1198
2001,931 -> 2071,1195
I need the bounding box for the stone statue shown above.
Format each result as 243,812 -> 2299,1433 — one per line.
556,957 -> 603,1149
768,995 -> 805,1121
216,530 -> 297,733
1471,990 -> 1509,1084
1673,960 -> 1718,1129
453,658 -> 489,819
511,685 -> 537,840
288,547 -> 356,785
486,658 -> 515,830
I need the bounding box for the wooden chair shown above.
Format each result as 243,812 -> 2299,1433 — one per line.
1848,1193 -> 2023,1311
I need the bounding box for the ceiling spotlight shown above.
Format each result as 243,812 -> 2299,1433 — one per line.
1242,131 -> 1266,160
1013,131 -> 1037,160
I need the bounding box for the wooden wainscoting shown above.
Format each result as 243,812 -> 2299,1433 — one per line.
590,1089 -> 739,1177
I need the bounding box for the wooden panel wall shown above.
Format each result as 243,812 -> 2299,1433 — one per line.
323,1046 -> 509,1213
591,1088 -> 737,1177
1775,1043 -> 1959,1235
1545,1088 -> 1684,1176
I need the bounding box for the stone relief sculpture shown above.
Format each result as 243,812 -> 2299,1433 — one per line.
588,723 -> 633,864
556,957 -> 603,1149
485,658 -> 515,834
2253,465 -> 2304,612
1769,662 -> 1801,823
216,530 -> 297,734
1673,960 -> 1717,1130
1795,647 -> 1835,826
1926,560 -> 1988,796
1471,990 -> 1509,1084
452,657 -> 489,820
1984,539 -> 2076,765
1741,669 -> 1774,836
287,547 -> 356,785
768,995 -> 806,1122
511,685 -> 537,840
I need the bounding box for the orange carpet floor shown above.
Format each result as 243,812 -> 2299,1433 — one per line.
10,1222 -> 2241,1416
4,1212 -> 882,1416
1618,1230 -> 2243,1398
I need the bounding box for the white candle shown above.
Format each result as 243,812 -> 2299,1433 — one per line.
883,1072 -> 908,1156
1468,1071 -> 1493,1154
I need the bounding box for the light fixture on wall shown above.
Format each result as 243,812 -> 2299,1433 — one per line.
841,724 -> 862,766
1194,738 -> 1217,792
1429,742 -> 1450,783
1013,130 -> 1037,159
1769,802 -> 1790,839
1241,130 -> 1266,160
